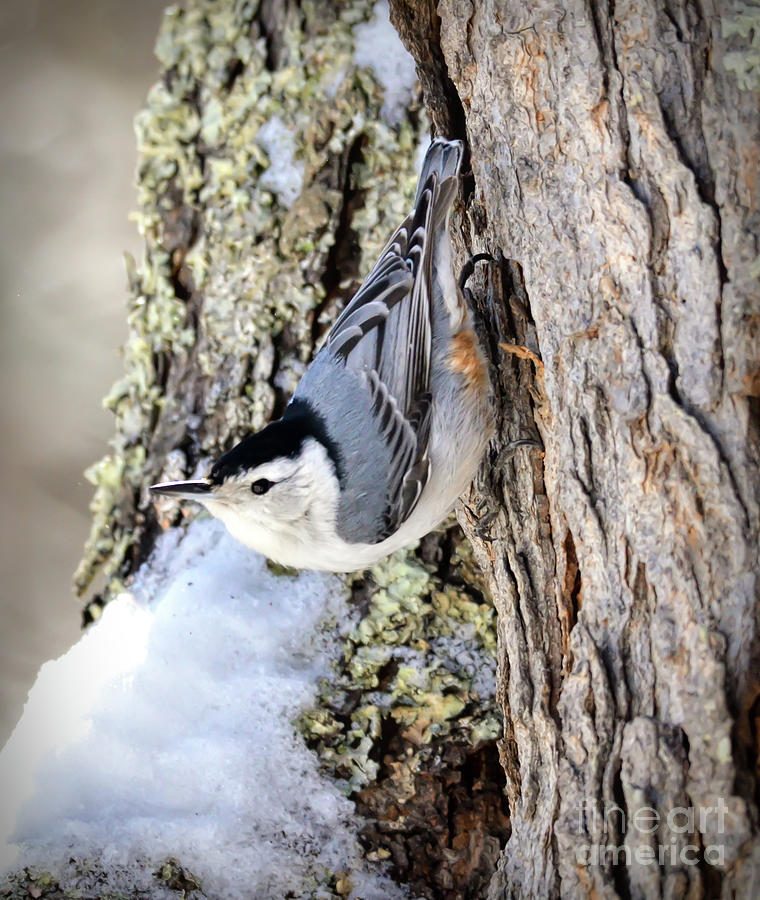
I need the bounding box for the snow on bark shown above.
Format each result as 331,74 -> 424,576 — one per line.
1,519 -> 402,899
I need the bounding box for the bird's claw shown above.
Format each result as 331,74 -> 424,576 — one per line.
458,252 -> 496,294
500,437 -> 542,461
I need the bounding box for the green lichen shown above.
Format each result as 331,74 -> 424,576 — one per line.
1,857 -> 202,899
75,0 -> 426,608
300,531 -> 500,794
296,531 -> 508,893
155,857 -> 202,895
722,1 -> 760,91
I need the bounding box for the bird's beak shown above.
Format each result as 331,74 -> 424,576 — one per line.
149,479 -> 213,501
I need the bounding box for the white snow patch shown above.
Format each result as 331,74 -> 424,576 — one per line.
255,116 -> 305,209
0,518 -> 403,899
353,1 -> 418,125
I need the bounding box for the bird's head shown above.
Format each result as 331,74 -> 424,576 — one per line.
150,401 -> 342,562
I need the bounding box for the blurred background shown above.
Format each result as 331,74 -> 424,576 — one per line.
0,0 -> 166,745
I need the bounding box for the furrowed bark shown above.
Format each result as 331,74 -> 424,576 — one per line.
390,0 -> 760,897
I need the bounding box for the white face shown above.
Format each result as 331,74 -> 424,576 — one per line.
198,438 -> 340,564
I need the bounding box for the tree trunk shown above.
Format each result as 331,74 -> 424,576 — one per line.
75,0 -> 759,897
390,0 -> 760,897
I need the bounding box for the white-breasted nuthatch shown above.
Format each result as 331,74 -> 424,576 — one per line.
150,138 -> 493,571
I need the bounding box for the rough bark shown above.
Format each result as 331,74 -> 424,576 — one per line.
390,0 -> 760,897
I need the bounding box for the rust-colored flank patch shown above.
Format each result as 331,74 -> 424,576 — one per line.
449,328 -> 489,392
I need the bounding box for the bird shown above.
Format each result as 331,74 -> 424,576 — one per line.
150,137 -> 493,572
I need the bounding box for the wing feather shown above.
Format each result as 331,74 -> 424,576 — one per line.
324,139 -> 461,539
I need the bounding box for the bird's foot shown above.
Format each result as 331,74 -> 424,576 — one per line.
480,434 -> 543,497
458,252 -> 496,294
499,437 -> 543,462
468,438 -> 542,541
492,436 -> 543,482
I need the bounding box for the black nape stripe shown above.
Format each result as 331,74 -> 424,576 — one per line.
209,398 -> 344,486
285,399 -> 345,484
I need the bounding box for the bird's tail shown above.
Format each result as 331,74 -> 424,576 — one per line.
414,137 -> 464,225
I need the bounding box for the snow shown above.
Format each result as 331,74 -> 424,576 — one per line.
255,116 -> 305,209
0,517 -> 404,899
353,1 -> 418,125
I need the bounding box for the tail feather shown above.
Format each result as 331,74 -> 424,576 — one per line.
414,137 -> 464,220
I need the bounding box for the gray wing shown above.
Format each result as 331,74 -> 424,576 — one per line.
325,172 -> 441,540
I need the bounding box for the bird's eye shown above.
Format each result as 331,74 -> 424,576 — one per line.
251,478 -> 273,495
